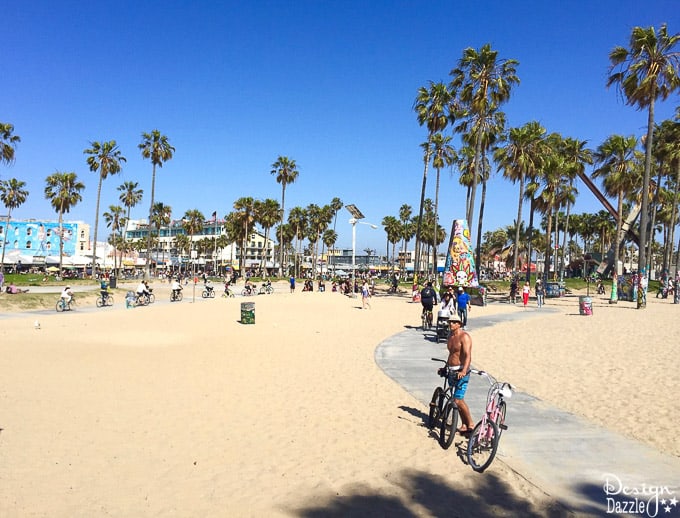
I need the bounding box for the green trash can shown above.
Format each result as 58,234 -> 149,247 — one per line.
579,296 -> 593,316
240,302 -> 255,324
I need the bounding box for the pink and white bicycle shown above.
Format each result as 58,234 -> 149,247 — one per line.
466,369 -> 512,472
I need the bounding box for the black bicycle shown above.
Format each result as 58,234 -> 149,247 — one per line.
429,358 -> 462,449
96,292 -> 114,307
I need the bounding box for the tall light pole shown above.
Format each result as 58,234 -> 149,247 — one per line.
347,204 -> 377,296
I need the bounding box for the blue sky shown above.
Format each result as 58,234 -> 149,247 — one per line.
2,1 -> 679,254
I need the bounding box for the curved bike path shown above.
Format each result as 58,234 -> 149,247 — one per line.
375,307 -> 680,517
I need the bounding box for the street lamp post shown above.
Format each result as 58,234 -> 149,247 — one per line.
347,204 -> 377,297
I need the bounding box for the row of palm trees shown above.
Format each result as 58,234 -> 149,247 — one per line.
409,24 -> 679,308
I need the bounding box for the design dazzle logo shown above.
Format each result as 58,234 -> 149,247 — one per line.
603,474 -> 678,516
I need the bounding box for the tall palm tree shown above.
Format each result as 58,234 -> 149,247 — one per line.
118,181 -> 143,258
271,156 -> 299,276
322,229 -> 338,273
255,198 -> 281,274
84,140 -> 126,277
559,137 -> 592,279
398,204 -> 412,270
593,135 -> 641,282
102,205 -> 125,273
139,130 -> 175,278
494,121 -> 547,271
44,172 -> 85,273
607,23 -> 680,307
0,123 -> 20,166
413,81 -> 452,277
233,197 -> 257,274
151,202 -> 172,270
428,132 -> 456,277
381,215 -> 401,273
181,209 -> 205,277
450,43 -> 519,235
287,206 -> 307,278
653,116 -> 680,271
0,178 -> 29,272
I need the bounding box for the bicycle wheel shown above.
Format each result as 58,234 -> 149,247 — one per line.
148,293 -> 155,304
210,290 -> 215,298
439,402 -> 459,450
107,295 -> 114,306
427,311 -> 433,329
467,419 -> 500,472
56,300 -> 64,312
428,387 -> 444,429
96,298 -> 104,308
202,290 -> 209,298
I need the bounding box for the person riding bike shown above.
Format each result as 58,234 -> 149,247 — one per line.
420,281 -> 437,324
171,278 -> 183,300
136,280 -> 150,302
60,285 -> 73,304
100,280 -> 110,304
244,279 -> 254,295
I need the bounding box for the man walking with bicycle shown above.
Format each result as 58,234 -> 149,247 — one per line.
446,316 -> 474,434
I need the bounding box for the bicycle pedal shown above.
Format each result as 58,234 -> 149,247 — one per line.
499,424 -> 508,430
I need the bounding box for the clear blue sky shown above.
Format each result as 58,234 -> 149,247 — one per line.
2,1 -> 679,254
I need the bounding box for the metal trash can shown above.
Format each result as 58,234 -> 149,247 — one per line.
109,276 -> 117,289
579,296 -> 593,316
240,302 -> 255,324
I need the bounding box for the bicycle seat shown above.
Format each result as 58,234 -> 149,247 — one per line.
499,385 -> 513,398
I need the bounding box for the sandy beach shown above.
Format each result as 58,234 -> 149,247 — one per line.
0,282 -> 677,516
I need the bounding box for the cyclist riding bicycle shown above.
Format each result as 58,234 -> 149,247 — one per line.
171,278 -> 183,299
61,285 -> 73,304
420,281 -> 437,321
100,280 -> 109,304
136,280 -> 150,301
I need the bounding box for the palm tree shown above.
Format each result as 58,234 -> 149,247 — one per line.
44,172 -> 85,273
102,205 -> 126,273
593,135 -> 640,283
181,209 -> 205,277
322,229 -> 338,273
118,181 -> 143,259
0,123 -> 20,166
494,121 -> 547,271
151,202 -> 172,270
0,178 -> 29,272
173,233 -> 191,273
271,156 -> 299,276
413,81 -> 452,277
607,23 -> 680,306
255,198 -> 281,275
139,130 -> 175,278
381,215 -> 401,273
84,140 -> 126,276
233,197 -> 257,274
287,206 -> 307,278
450,43 -> 519,235
428,132 -> 456,277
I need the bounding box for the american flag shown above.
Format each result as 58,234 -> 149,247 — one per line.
212,211 -> 217,222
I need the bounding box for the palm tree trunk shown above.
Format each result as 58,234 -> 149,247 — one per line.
475,176 -> 487,276
666,161 -> 680,274
637,98 -> 655,308
525,198 -> 535,282
278,187 -> 286,277
513,175 -> 524,272
559,188 -> 572,280
432,165 -> 441,279
92,176 -> 103,278
146,164 -> 157,280
466,128 -> 483,232
414,144 -> 431,280
0,213 -> 10,273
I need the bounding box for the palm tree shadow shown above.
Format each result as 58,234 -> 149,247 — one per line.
293,468 -> 573,517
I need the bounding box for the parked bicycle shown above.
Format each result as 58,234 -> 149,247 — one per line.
96,292 -> 114,308
258,280 -> 274,295
466,369 -> 512,472
429,358 -> 462,449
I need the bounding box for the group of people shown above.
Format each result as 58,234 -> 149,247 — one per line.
420,282 -> 472,329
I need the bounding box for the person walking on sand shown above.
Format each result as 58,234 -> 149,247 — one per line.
361,279 -> 371,309
289,275 -> 296,293
443,316 -> 474,434
522,281 -> 531,307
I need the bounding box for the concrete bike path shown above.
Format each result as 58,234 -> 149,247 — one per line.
375,308 -> 680,516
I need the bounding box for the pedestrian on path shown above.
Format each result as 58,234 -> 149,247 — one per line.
456,286 -> 471,328
522,281 -> 531,307
361,279 -> 371,309
535,278 -> 545,308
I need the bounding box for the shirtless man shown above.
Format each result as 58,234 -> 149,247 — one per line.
446,316 -> 474,434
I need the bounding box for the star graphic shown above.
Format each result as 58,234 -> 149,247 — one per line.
670,497 -> 678,506
664,505 -> 671,513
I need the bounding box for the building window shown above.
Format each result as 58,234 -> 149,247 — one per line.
26,240 -> 32,249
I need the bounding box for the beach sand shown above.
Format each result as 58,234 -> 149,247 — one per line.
0,282 -> 676,516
